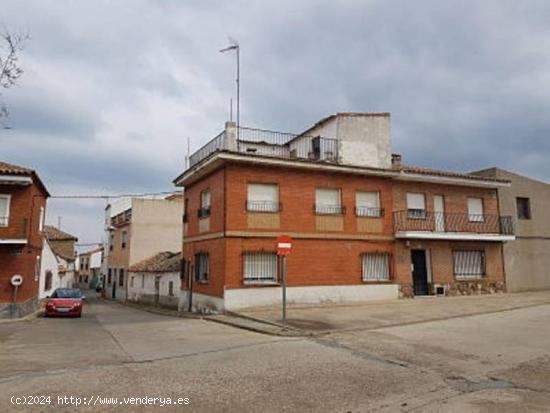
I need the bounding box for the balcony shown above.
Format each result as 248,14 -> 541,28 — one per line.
0,217 -> 29,244
188,125 -> 339,169
393,211 -> 515,241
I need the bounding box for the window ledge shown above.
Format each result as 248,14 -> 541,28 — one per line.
243,281 -> 279,286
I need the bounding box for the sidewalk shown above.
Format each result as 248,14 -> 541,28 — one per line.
229,290 -> 550,334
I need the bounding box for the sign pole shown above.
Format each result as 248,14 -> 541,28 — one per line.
282,254 -> 287,327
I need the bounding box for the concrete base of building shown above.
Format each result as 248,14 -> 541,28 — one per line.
0,297 -> 39,319
180,284 -> 399,313
128,293 -> 179,309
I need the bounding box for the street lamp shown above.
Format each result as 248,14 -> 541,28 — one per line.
220,39 -> 240,130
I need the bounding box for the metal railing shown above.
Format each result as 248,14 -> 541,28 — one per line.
314,204 -> 346,215
246,201 -> 281,213
355,207 -> 385,218
393,211 -> 514,235
189,131 -> 227,168
187,126 -> 338,169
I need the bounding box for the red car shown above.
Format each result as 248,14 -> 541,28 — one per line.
45,288 -> 85,317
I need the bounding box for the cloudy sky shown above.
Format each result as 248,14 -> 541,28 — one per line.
1,0 -> 549,246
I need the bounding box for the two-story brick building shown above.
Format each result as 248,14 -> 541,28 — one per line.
174,114 -> 515,312
0,161 -> 49,318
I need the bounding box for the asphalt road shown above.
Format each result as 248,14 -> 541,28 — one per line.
1,298 -> 549,412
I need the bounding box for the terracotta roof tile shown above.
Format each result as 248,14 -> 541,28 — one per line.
399,164 -> 510,184
129,251 -> 182,273
44,225 -> 78,241
0,161 -> 33,175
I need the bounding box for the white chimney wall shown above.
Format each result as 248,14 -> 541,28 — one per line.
336,113 -> 392,169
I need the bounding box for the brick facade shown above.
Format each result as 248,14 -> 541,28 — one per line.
0,180 -> 48,318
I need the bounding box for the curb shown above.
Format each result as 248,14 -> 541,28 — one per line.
204,315 -> 310,337
0,308 -> 43,324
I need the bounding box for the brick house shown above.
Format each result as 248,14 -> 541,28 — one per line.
174,114 -> 515,312
0,161 -> 49,318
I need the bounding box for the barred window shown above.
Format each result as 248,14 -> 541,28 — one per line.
119,268 -> 125,287
247,183 -> 279,212
315,188 -> 343,214
243,252 -> 278,284
407,193 -> 426,219
362,253 -> 390,281
454,250 -> 485,278
356,191 -> 382,217
195,253 -> 209,283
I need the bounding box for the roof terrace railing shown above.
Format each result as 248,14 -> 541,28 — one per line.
187,126 -> 338,169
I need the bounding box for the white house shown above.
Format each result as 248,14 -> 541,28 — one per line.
128,251 -> 181,309
39,238 -> 76,299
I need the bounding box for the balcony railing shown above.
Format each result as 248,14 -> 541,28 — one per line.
187,126 -> 338,169
393,211 -> 514,235
246,201 -> 281,213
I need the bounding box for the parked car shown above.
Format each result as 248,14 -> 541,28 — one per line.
45,288 -> 85,318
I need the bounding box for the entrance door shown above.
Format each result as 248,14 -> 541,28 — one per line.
434,195 -> 445,232
411,249 -> 429,296
112,279 -> 116,299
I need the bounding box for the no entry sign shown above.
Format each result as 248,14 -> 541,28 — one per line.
277,235 -> 292,256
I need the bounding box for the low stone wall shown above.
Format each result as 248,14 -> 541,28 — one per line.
398,280 -> 506,298
129,293 -> 179,310
0,297 -> 39,319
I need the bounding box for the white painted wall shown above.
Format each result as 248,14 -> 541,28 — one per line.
39,240 -> 76,298
127,271 -> 181,307
90,250 -> 102,269
224,284 -> 399,310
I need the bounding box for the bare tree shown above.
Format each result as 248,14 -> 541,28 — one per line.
0,30 -> 28,127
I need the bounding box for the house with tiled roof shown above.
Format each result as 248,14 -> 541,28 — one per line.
0,161 -> 49,318
174,113 -> 515,312
127,251 -> 182,309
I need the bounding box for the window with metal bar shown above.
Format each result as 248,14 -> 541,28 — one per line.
247,183 -> 280,212
453,250 -> 485,278
195,252 -> 209,283
119,268 -> 124,287
0,194 -> 10,227
243,252 -> 278,284
198,190 -> 211,218
467,198 -> 484,222
362,253 -> 390,281
406,193 -> 426,219
356,191 -> 383,217
315,188 -> 343,214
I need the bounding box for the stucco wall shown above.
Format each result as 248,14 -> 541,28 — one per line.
127,271 -> 180,308
473,168 -> 550,291
129,198 -> 183,266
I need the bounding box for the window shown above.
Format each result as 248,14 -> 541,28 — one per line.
109,234 -> 114,251
183,198 -> 189,223
0,195 -> 11,226
194,253 -> 209,283
141,274 -> 145,288
454,250 -> 485,278
356,191 -> 382,217
516,197 -> 531,220
247,183 -> 279,212
168,281 -> 174,296
243,252 -> 278,284
39,206 -> 45,232
467,198 -> 484,222
107,268 -> 112,284
198,190 -> 211,218
315,188 -> 343,214
119,268 -> 124,287
45,270 -> 53,291
407,193 -> 426,219
362,253 -> 390,281
130,276 -> 134,288
121,231 -> 127,249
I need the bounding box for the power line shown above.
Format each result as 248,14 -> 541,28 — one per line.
48,190 -> 179,199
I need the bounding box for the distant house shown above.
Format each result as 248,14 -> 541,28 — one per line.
77,246 -> 103,288
472,167 -> 550,292
128,251 -> 182,309
0,161 -> 49,318
104,195 -> 183,302
39,228 -> 78,299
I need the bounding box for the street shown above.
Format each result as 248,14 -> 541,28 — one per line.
1,297 -> 550,412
